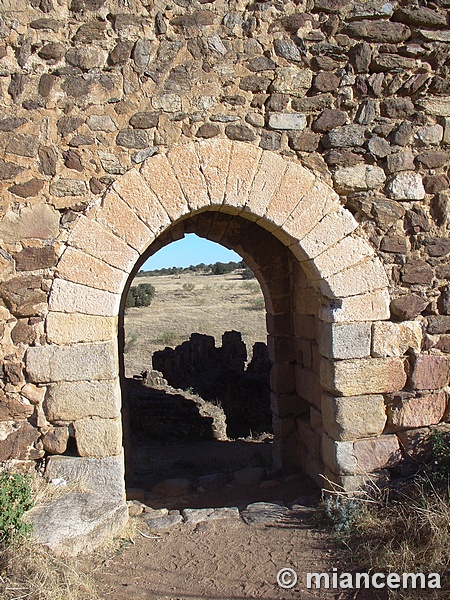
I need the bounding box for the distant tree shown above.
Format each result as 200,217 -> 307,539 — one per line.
241,267 -> 255,280
126,283 -> 155,308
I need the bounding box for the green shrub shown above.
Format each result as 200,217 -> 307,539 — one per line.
182,282 -> 195,292
0,472 -> 33,546
246,297 -> 264,311
156,330 -> 179,346
241,267 -> 255,280
426,428 -> 450,485
126,283 -> 155,308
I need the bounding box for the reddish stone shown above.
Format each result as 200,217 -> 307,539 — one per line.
38,146 -> 57,176
0,421 -> 41,461
427,316 -> 450,334
425,237 -> 450,257
0,275 -> 47,317
415,151 -> 449,169
63,150 -> 83,172
423,175 -> 449,194
0,391 -> 34,421
387,390 -> 446,430
8,179 -> 45,198
89,177 -> 104,194
381,98 -> 415,118
410,355 -> 449,390
391,294 -> 429,319
288,131 -> 320,152
313,71 -> 340,92
324,149 -> 364,167
312,108 -> 347,132
350,42 -> 372,73
402,260 -> 434,285
11,319 -> 35,345
435,336 -> 450,353
4,363 -> 23,385
15,246 -> 58,271
380,236 -> 408,253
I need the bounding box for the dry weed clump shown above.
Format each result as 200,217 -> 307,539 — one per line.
319,460 -> 450,598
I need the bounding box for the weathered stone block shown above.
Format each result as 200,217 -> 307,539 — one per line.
410,355 -> 449,390
320,289 -> 390,323
49,279 -> 121,317
318,322 -> 372,359
320,257 -> 389,299
74,417 -> 122,457
167,144 -> 210,211
245,151 -> 287,218
0,275 -> 47,317
271,67 -> 313,96
15,246 -> 58,272
322,432 -> 401,475
42,427 -> 69,454
44,379 -> 120,421
224,143 -> 262,209
0,205 -> 60,243
387,172 -> 425,201
299,206 -> 358,259
195,139 -> 233,206
266,162 -> 316,228
322,394 -> 386,441
334,163 -> 386,195
387,390 -> 446,430
26,342 -> 118,383
321,357 -> 407,396
57,247 -> 126,293
268,113 -> 307,130
372,321 -> 422,358
46,312 -> 116,345
306,235 -> 374,280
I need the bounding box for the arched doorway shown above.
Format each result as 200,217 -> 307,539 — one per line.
27,139 -> 400,506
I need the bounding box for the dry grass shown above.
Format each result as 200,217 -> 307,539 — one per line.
123,271 -> 266,377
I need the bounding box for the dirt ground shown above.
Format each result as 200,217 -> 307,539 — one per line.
123,272 -> 267,378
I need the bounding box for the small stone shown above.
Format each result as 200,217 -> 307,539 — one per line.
245,112 -> 264,127
109,41 -> 133,65
381,98 -> 415,118
116,129 -> 149,149
387,172 -> 425,201
143,513 -> 183,529
288,131 -> 320,152
42,427 -> 69,454
324,150 -> 363,167
292,94 -> 334,113
87,115 -> 117,132
380,236 -> 408,253
268,113 -> 307,130
391,294 -> 428,319
333,164 -> 386,194
355,99 -> 378,125
372,321 -> 422,358
428,316 -> 450,335
417,97 -> 450,117
98,151 -> 125,175
50,178 -> 87,197
410,355 -> 449,390
239,74 -> 273,93
0,275 -> 46,317
343,20 -> 411,44
196,123 -> 220,138
241,502 -> 289,525
73,21 -> 107,43
225,124 -> 256,141
312,109 -> 346,132
322,125 -> 366,148
416,124 -> 443,146
402,259 -> 434,285
314,0 -> 351,12
69,136 -> 95,147
63,150 -> 83,172
57,117 -> 84,137
6,134 -> 39,158
271,67 -> 313,97
66,46 -> 107,70
0,117 -> 27,132
11,319 -> 35,344
423,175 -> 449,195
30,18 -> 61,31
131,147 -> 158,164
350,42 -> 372,73
151,95 -> 182,112
386,151 -> 415,173
393,121 -> 414,146
274,39 -> 303,62
8,179 -> 44,198
129,112 -> 159,129
247,56 -> 276,72
394,7 -> 447,28
425,237 -> 450,257
182,507 -> 239,524
259,130 -> 281,151
368,136 -> 391,158
313,71 -> 340,92
415,151 -> 449,169
15,246 -> 58,271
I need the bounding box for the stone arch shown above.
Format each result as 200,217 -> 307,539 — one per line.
26,139 -> 406,498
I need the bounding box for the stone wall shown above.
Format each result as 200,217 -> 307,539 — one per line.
0,0 -> 449,502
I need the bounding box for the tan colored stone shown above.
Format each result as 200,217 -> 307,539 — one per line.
417,97 -> 450,116
322,432 -> 401,475
49,279 -> 121,317
320,289 -> 390,323
322,393 -> 386,441
265,162 -> 316,227
167,144 -> 210,211
42,427 -> 69,454
224,143 -> 262,210
195,139 -> 233,205
298,206 -> 358,260
47,312 -> 116,344
283,180 -> 341,251
74,417 -> 122,457
320,257 -> 389,299
26,341 -> 118,383
93,190 -> 154,252
68,216 -> 139,272
0,205 -> 60,243
245,151 -> 288,219
303,235 -> 374,280
372,321 -> 422,357
44,379 -> 121,421
20,383 -> 46,405
387,390 -> 446,430
140,154 -> 189,221
57,247 -> 126,293
320,357 -> 407,396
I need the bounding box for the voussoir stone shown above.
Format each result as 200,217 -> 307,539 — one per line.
25,341 -> 118,383
321,394 -> 386,441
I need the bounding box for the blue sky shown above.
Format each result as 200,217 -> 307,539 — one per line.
142,234 -> 242,270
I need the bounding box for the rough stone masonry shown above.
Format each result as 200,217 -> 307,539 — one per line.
1,0 -> 450,552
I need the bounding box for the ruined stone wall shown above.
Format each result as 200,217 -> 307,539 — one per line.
0,0 -> 449,492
